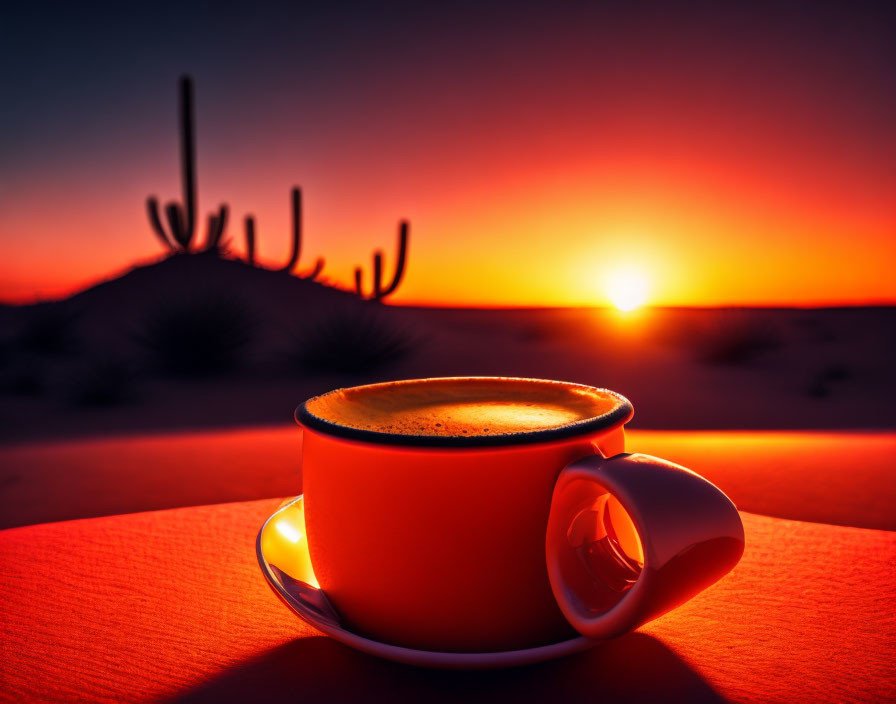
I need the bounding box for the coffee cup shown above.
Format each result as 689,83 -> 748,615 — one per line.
296,376 -> 744,653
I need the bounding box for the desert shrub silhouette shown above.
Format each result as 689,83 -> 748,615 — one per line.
692,311 -> 782,365
3,362 -> 45,396
17,304 -> 78,356
652,309 -> 782,365
293,305 -> 414,373
138,294 -> 254,377
67,357 -> 136,406
792,315 -> 837,344
808,363 -> 851,398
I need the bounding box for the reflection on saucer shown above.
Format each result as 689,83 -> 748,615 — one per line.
260,499 -> 319,588
257,496 -> 599,669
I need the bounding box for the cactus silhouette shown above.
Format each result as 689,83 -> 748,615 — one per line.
146,75 -> 229,253
302,257 -> 325,280
278,187 -> 324,278
143,77 -> 411,289
280,188 -> 302,272
355,221 -> 409,301
244,216 -> 256,265
241,188 -> 324,279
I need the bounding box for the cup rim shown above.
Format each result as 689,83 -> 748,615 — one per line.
295,376 -> 634,448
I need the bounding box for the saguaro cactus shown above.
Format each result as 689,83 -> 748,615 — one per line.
241,188 -> 324,279
302,257 -> 326,281
354,221 -> 409,301
279,187 -> 324,278
280,188 -> 301,272
146,75 -> 229,253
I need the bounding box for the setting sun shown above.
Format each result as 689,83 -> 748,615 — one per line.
606,269 -> 648,311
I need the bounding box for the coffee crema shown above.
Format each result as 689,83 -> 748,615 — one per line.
303,377 -> 624,437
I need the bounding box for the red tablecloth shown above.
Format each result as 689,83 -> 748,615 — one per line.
1,499 -> 894,703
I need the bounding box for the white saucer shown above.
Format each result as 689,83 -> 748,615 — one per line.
256,495 -> 597,669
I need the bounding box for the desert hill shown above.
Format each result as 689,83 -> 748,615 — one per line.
1,254 -> 894,443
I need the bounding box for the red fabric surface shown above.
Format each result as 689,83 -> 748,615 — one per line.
1,500 -> 894,703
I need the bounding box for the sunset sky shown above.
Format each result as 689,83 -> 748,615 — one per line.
2,1 -> 894,307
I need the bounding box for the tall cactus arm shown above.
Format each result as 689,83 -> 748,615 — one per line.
354,221 -> 411,300
146,76 -> 226,255
165,203 -> 189,248
373,251 -> 384,300
202,204 -> 229,252
217,204 -> 228,234
244,216 -> 256,265
204,215 -> 221,252
375,221 -> 409,300
147,197 -> 174,250
300,257 -> 325,281
280,187 -> 302,272
178,76 -> 197,246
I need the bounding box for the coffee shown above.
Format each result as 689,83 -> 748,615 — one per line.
304,377 -> 622,437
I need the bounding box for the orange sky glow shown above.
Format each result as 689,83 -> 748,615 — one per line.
2,3 -> 894,307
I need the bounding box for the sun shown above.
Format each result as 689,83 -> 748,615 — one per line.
606,269 -> 648,312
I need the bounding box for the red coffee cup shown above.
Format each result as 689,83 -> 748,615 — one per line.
296,377 -> 744,653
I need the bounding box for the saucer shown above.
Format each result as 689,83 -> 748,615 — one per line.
256,495 -> 598,669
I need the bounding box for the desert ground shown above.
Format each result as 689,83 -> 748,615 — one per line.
1,254 -> 893,445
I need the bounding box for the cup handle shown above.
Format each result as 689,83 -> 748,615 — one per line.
545,452 -> 745,639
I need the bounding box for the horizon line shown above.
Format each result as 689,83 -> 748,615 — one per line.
2,254 -> 894,310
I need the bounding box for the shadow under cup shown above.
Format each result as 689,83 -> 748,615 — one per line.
296,377 -> 638,653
